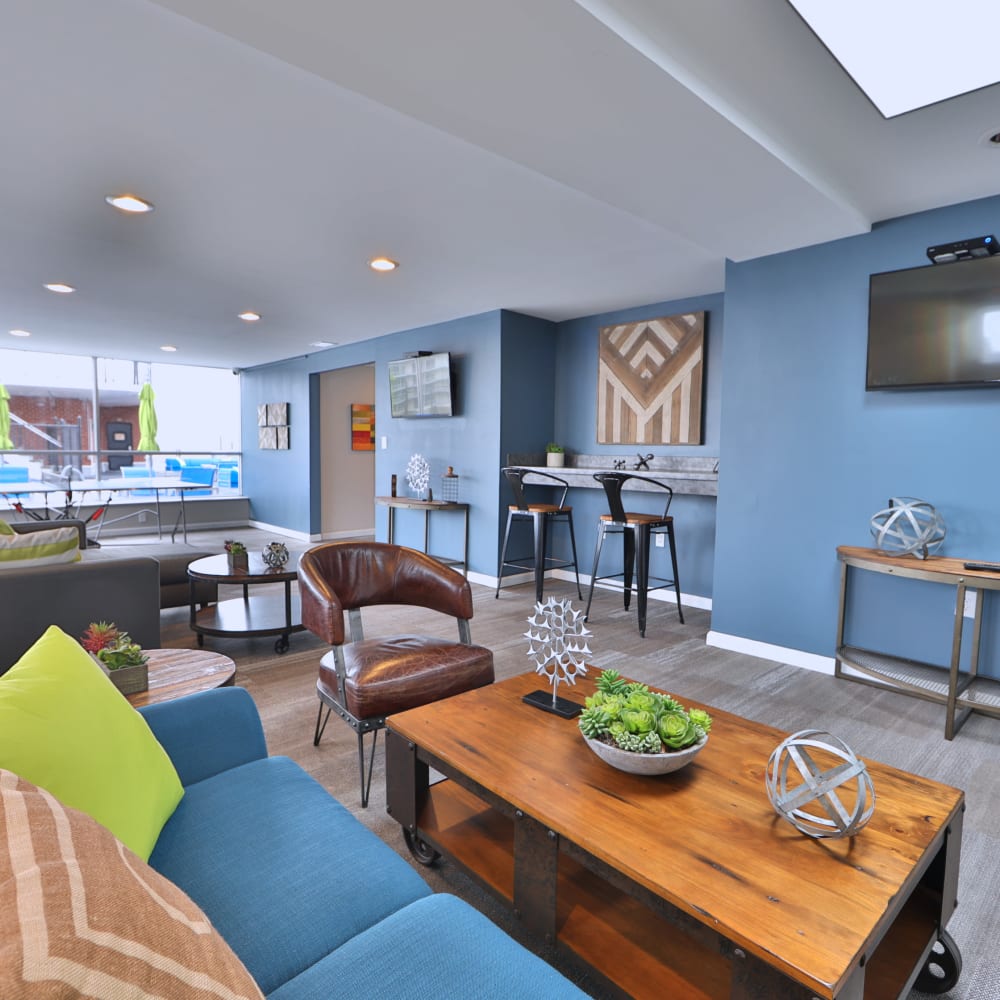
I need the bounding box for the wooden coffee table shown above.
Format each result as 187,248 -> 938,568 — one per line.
187,553 -> 304,654
385,673 -> 964,1000
125,648 -> 236,708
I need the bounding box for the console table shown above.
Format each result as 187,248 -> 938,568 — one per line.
835,545 -> 1000,739
375,496 -> 469,575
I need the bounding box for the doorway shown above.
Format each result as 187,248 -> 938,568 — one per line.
319,364 -> 375,538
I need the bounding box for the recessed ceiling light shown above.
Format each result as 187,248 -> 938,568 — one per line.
160,345 -> 177,352
238,311 -> 261,322
105,193 -> 154,214
9,329 -> 31,338
310,341 -> 338,348
44,282 -> 75,294
368,256 -> 398,272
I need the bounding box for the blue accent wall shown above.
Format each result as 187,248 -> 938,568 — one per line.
241,312 -> 505,573
713,193 -> 1000,674
553,293 -> 724,599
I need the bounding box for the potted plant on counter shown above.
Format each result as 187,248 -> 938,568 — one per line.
80,621 -> 149,695
546,442 -> 565,468
224,539 -> 249,571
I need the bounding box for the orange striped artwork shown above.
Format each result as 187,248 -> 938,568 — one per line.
597,313 -> 705,445
351,403 -> 375,451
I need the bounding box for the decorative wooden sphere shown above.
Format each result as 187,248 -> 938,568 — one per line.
765,730 -> 875,839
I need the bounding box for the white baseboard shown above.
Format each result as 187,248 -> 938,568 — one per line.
706,631 -> 835,675
248,520 -> 315,542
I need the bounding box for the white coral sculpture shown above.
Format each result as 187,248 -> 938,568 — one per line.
405,453 -> 430,494
524,597 -> 592,705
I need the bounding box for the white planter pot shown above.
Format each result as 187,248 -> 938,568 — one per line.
546,453 -> 565,468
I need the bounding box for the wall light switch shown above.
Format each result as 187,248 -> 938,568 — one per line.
380,436 -> 388,450
655,534 -> 665,548
963,591 -> 978,619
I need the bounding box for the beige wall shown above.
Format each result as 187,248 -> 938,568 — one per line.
319,365 -> 375,537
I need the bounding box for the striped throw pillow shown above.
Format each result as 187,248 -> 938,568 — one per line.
0,523 -> 80,569
0,770 -> 264,999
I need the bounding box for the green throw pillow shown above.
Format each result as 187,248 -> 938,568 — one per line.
0,519 -> 13,535
0,625 -> 183,860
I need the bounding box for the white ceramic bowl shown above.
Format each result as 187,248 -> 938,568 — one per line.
584,732 -> 708,775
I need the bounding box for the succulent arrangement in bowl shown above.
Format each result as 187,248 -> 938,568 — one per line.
578,669 -> 712,774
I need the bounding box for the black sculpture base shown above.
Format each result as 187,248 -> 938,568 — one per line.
522,689 -> 583,719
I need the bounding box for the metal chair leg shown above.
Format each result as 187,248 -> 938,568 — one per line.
622,529 -> 636,611
496,511 -> 515,597
533,511 -> 547,603
636,524 -> 651,638
584,524 -> 606,621
667,522 -> 684,624
566,512 -> 582,599
313,703 -> 330,747
358,729 -> 379,808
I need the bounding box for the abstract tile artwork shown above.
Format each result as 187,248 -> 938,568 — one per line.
597,313 -> 705,445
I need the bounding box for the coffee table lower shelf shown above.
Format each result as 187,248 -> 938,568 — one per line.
190,593 -> 304,653
393,769 -> 947,1000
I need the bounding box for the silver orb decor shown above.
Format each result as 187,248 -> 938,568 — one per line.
262,541 -> 290,569
765,730 -> 875,839
870,496 -> 945,559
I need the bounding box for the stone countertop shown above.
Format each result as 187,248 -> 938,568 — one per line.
507,454 -> 719,497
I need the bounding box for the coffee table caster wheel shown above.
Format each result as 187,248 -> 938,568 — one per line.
914,929 -> 961,994
274,635 -> 289,655
403,829 -> 440,867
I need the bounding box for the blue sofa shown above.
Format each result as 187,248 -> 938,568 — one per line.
141,687 -> 590,999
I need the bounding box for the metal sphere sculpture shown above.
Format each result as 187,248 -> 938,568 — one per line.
765,730 -> 876,839
870,496 -> 945,559
522,598 -> 591,718
262,541 -> 289,569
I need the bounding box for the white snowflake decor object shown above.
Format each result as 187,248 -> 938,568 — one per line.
405,453 -> 430,495
524,598 -> 591,706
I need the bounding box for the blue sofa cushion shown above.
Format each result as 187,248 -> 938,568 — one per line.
149,755 -> 430,995
267,894 -> 591,999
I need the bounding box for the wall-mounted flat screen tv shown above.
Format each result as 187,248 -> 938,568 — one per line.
388,352 -> 454,417
867,254 -> 1000,389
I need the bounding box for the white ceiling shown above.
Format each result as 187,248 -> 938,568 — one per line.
2,0 -> 999,370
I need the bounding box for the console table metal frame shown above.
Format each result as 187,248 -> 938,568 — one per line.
375,496 -> 469,575
835,545 -> 1000,740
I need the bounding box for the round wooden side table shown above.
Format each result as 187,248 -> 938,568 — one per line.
126,647 -> 236,708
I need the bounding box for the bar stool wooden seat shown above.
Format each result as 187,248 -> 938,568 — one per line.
496,467 -> 582,603
584,472 -> 684,637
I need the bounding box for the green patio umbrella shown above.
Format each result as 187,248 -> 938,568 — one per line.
136,382 -> 159,452
0,384 -> 13,450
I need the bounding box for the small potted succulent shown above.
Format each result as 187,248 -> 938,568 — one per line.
545,442 -> 565,468
224,539 -> 249,571
578,669 -> 712,775
80,621 -> 149,695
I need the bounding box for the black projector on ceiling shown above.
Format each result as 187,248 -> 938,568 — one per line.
926,234 -> 999,264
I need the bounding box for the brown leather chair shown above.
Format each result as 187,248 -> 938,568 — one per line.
299,541 -> 495,807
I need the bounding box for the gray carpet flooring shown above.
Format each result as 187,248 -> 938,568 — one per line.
150,529 -> 998,1000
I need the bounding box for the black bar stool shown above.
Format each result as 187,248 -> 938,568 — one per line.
496,467 -> 582,603
584,472 -> 684,636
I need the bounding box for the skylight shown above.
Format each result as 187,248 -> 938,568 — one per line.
788,1 -> 1000,118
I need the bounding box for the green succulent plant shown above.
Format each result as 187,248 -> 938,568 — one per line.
579,668 -> 711,755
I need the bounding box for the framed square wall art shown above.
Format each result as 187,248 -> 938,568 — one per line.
351,404 -> 375,451
597,313 -> 705,446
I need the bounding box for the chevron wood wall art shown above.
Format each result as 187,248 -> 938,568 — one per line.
597,313 -> 705,445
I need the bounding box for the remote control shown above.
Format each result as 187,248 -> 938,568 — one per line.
962,561 -> 1000,572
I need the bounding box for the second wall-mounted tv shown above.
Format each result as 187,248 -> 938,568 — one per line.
388,352 -> 454,417
867,254 -> 1000,389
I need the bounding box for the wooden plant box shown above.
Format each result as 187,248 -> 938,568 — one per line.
108,663 -> 149,695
